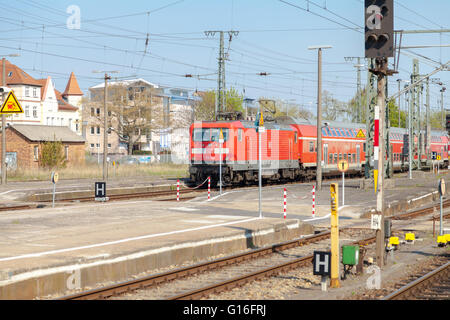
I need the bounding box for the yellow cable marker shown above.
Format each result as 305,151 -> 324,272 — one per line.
374,169 -> 378,194
329,183 -> 340,288
405,233 -> 415,242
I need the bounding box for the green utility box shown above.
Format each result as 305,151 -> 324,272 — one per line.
342,245 -> 359,265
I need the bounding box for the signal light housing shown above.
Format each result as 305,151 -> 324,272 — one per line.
365,0 -> 394,58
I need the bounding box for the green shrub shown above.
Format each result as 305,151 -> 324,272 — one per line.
132,150 -> 152,155
39,140 -> 67,169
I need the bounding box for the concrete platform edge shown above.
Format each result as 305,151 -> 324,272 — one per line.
0,219 -> 314,300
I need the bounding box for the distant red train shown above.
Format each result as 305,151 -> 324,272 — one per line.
188,116 -> 449,186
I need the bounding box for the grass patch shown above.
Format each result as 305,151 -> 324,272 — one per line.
7,163 -> 189,182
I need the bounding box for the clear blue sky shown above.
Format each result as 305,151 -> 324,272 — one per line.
1,0 -> 449,115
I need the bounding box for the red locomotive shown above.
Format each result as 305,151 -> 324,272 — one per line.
189,117 -> 448,186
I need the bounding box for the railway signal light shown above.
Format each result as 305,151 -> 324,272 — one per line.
446,113 -> 450,134
364,0 -> 394,58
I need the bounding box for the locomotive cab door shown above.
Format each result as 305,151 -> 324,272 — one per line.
356,144 -> 361,167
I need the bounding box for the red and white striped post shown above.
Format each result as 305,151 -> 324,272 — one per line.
177,179 -> 180,201
283,187 -> 287,219
208,176 -> 211,200
312,185 -> 316,218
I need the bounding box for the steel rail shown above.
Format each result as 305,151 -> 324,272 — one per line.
391,198 -> 450,220
382,262 -> 450,300
168,235 -> 377,300
59,230 -> 334,300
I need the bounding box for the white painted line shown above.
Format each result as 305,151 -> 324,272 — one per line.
0,217 -> 261,262
0,219 -> 288,285
170,207 -> 198,212
207,215 -> 249,220
204,191 -> 231,202
302,206 -> 346,222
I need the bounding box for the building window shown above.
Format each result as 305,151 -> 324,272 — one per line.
107,143 -> 111,148
33,146 -> 39,161
96,143 -> 100,148
90,143 -> 94,148
96,108 -> 100,115
68,119 -> 72,129
25,87 -> 30,97
96,126 -> 100,134
25,106 -> 30,117
91,108 -> 94,116
33,87 -> 38,98
76,122 -> 79,131
90,127 -> 95,134
65,146 -> 69,160
33,106 -> 37,118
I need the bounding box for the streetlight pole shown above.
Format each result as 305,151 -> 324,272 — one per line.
441,87 -> 446,129
308,45 -> 332,191
103,73 -> 111,181
1,54 -> 19,185
92,70 -> 119,181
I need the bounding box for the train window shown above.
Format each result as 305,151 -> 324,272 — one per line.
210,128 -> 229,142
193,128 -> 229,142
339,153 -> 343,161
334,153 -> 338,163
238,129 -> 243,142
294,131 -> 298,142
352,154 -> 356,163
309,141 -> 314,152
348,153 -> 351,162
343,154 -> 347,161
329,153 -> 333,164
193,128 -> 206,141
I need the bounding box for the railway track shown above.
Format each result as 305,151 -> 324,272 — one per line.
383,261 -> 450,300
391,198 -> 450,220
59,228 -> 375,300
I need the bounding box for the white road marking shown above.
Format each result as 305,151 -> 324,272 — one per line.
302,206 -> 346,222
0,217 -> 261,262
170,207 -> 198,212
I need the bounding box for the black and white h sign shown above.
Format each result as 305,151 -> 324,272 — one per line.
95,182 -> 107,201
313,251 -> 331,276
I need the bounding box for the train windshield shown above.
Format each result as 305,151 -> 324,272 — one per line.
193,128 -> 229,142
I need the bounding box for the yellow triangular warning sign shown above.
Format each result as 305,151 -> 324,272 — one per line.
259,112 -> 264,126
356,129 -> 365,138
0,91 -> 23,114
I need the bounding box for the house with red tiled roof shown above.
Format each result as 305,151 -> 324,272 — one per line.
0,60 -> 83,134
